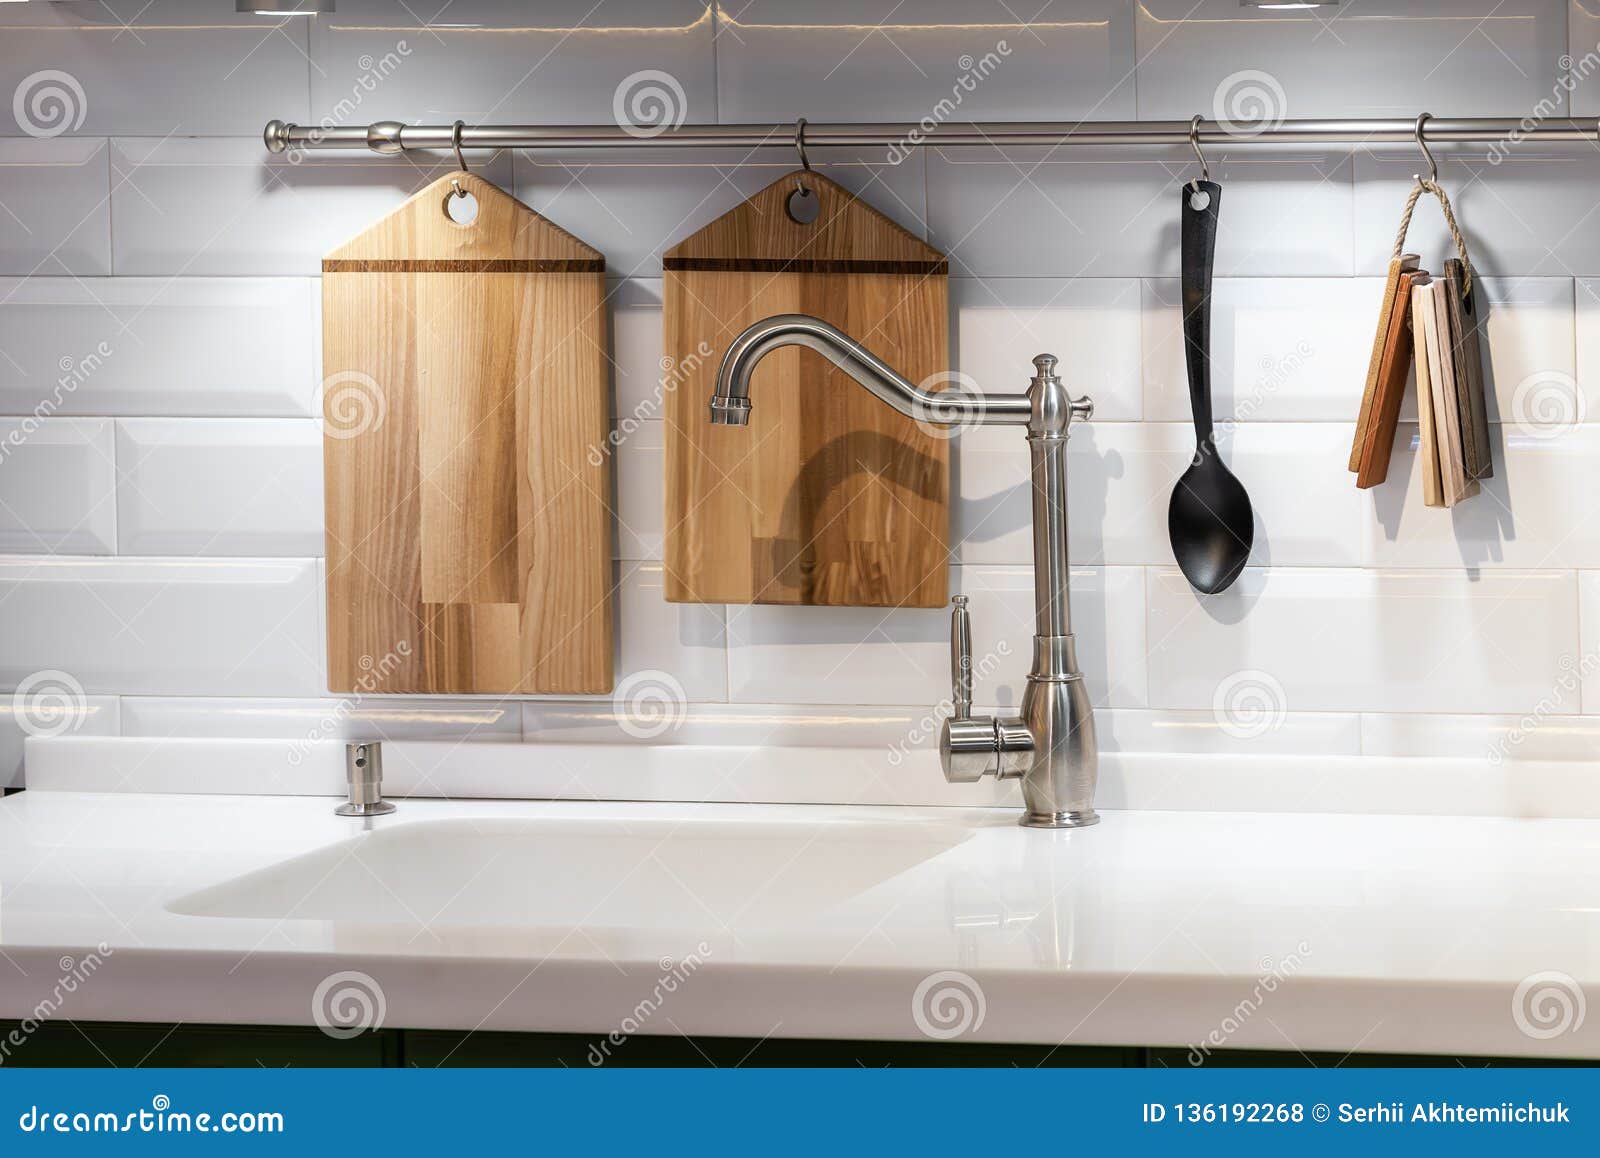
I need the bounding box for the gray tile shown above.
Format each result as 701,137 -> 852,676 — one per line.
0,138 -> 111,275
110,137 -> 515,275
927,146 -> 1353,278
309,0 -> 715,128
0,0 -> 312,136
516,145 -> 928,277
716,0 -> 1135,123
1138,0 -> 1568,120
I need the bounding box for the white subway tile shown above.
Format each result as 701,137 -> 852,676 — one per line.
114,418 -> 323,556
309,1 -> 715,128
927,147 -> 1353,278
726,565 -> 1145,709
715,0 -> 1136,123
1361,712 -> 1597,762
1143,277 -> 1572,426
0,557 -> 324,696
613,419 -> 661,561
1142,278 -> 1379,422
600,563 -> 726,704
109,138 -> 514,276
1420,277 -> 1574,425
0,278 -> 316,417
1148,567 -> 1577,715
1355,151 -> 1600,277
121,696 -> 522,743
1366,424 -> 1600,569
610,279 -> 665,421
1098,708 -> 1362,758
516,147 -> 928,278
0,138 -> 110,275
952,277 -> 1142,421
1138,0 -> 1568,120
0,418 -> 116,554
1571,3 -> 1600,117
0,696 -> 118,790
1579,571 -> 1600,713
1575,277 -> 1600,424
957,422 -> 1364,567
0,1 -> 311,135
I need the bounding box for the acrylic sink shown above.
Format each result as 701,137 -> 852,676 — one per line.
167,815 -> 970,931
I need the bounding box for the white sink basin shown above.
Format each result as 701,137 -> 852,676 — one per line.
168,815 -> 970,931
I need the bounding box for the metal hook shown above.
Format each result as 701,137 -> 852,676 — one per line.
1413,112 -> 1438,187
450,119 -> 469,199
794,117 -> 812,196
1188,115 -> 1209,193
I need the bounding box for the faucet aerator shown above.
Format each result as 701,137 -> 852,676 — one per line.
709,397 -> 752,426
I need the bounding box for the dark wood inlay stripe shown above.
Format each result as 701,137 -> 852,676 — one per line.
663,257 -> 948,275
323,258 -> 605,273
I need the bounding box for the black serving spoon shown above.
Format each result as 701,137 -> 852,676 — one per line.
1168,179 -> 1253,594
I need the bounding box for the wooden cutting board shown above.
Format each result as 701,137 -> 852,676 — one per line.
322,171 -> 612,693
663,169 -> 950,607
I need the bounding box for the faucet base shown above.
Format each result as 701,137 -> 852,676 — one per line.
334,800 -> 395,817
1020,808 -> 1100,830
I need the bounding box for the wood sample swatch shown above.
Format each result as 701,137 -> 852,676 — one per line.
1412,283 -> 1445,509
1355,267 -> 1427,489
1444,258 -> 1493,480
1351,254 -> 1420,472
1419,280 -> 1479,507
663,169 -> 950,607
322,172 -> 613,693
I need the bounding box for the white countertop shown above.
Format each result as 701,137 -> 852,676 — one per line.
3,775 -> 1599,1059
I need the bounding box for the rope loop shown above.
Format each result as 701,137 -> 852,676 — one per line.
1391,177 -> 1473,297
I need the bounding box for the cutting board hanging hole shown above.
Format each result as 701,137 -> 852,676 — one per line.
445,189 -> 479,225
786,186 -> 820,224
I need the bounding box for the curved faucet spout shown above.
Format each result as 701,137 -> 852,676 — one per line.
709,314 -> 1031,428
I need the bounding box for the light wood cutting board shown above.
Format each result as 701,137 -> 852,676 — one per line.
663,169 -> 950,608
322,171 -> 612,694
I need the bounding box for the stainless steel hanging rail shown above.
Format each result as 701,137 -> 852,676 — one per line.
263,117 -> 1600,155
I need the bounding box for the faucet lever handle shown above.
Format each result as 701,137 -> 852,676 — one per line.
950,595 -> 972,720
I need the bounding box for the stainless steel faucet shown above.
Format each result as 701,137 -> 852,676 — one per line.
710,314 -> 1099,828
